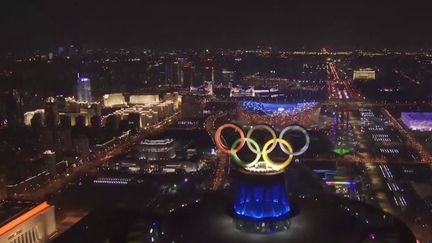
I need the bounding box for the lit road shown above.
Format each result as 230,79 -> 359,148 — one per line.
327,61 -> 363,102
203,111 -> 230,191
10,112 -> 182,202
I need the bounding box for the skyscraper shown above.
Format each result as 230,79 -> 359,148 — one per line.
76,73 -> 92,103
43,150 -> 57,178
174,60 -> 184,85
222,69 -> 235,85
45,97 -> 59,128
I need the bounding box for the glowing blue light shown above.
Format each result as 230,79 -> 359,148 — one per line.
234,182 -> 291,219
242,101 -> 316,116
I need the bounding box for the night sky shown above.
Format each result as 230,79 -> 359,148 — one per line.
1,0 -> 431,52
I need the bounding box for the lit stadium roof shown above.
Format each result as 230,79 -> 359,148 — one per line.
242,101 -> 317,116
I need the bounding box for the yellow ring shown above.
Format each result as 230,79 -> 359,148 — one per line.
262,138 -> 294,171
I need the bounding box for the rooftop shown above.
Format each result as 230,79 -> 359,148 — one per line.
0,201 -> 51,236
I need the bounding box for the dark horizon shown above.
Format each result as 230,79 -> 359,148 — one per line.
1,0 -> 432,53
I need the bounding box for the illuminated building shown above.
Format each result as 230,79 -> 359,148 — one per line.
190,81 -> 213,96
165,60 -> 174,84
162,93 -> 182,111
103,93 -> 127,108
175,60 -> 184,85
101,93 -> 181,129
234,175 -> 290,219
129,95 -> 160,105
233,173 -> 291,233
164,58 -> 185,85
24,110 -> 45,126
76,74 -> 92,102
25,98 -> 100,128
138,139 -> 176,161
141,161 -> 201,174
43,150 -> 56,177
57,97 -> 101,127
353,68 -> 375,80
221,69 -> 235,84
237,101 -> 320,127
44,97 -> 59,128
0,201 -> 56,243
201,65 -> 214,82
401,112 -> 432,131
230,86 -> 255,97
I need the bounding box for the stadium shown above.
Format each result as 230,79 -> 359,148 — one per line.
237,101 -> 320,127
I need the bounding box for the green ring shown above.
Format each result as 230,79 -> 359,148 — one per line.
230,138 -> 261,168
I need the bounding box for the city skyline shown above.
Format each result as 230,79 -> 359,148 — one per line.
1,2 -> 432,243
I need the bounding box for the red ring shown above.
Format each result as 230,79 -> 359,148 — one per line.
215,124 -> 245,154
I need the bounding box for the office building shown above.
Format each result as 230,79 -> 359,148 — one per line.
221,69 -> 235,84
76,74 -> 92,103
43,150 -> 56,178
44,97 -> 59,128
103,93 -> 127,108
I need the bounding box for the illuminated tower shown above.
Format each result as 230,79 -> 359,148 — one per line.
214,124 -> 310,233
76,73 -> 92,103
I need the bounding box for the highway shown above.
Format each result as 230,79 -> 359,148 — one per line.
203,111 -> 231,191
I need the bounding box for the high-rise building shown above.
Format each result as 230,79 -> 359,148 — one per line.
222,69 -> 235,85
76,74 -> 92,103
174,60 -> 184,85
43,150 -> 57,178
44,97 -> 59,128
201,65 -> 214,82
165,61 -> 174,84
55,129 -> 73,154
73,136 -> 90,157
182,63 -> 193,87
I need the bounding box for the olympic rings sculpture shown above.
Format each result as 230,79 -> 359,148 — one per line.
214,124 -> 310,172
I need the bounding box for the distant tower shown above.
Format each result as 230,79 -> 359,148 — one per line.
76,73 -> 92,102
45,97 -> 59,128
165,62 -> 174,84
5,89 -> 23,129
43,150 -> 57,178
174,60 -> 184,85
